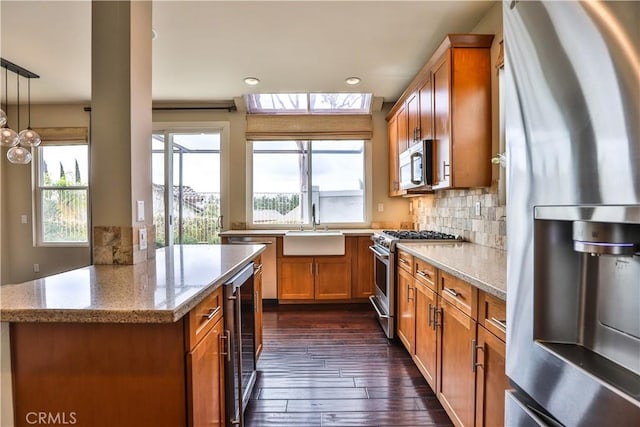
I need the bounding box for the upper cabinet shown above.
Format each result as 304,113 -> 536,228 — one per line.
386,34 -> 494,195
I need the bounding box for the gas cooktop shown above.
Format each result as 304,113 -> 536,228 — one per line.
382,230 -> 461,240
372,229 -> 463,251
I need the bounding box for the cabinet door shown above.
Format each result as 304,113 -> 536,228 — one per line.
414,283 -> 438,390
254,264 -> 263,359
314,257 -> 351,300
397,103 -> 409,154
388,114 -> 401,196
407,91 -> 420,146
187,318 -> 225,427
278,257 -> 314,300
397,268 -> 416,353
432,51 -> 451,190
475,326 -> 509,427
419,77 -> 433,142
353,236 -> 374,299
437,298 -> 475,427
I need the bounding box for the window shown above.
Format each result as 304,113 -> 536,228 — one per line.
246,93 -> 372,114
35,143 -> 89,245
250,140 -> 366,226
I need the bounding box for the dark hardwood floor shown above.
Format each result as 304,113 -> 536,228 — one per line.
245,304 -> 453,427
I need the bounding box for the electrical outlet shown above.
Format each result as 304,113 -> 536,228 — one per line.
21,214 -> 27,224
377,203 -> 384,213
33,264 -> 40,273
139,228 -> 148,250
136,200 -> 145,222
475,201 -> 481,216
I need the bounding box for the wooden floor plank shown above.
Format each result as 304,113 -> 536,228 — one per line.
245,304 -> 452,427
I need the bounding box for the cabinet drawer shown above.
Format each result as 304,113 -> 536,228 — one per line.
478,292 -> 506,341
396,250 -> 414,273
439,271 -> 477,319
186,286 -> 224,350
414,258 -> 436,290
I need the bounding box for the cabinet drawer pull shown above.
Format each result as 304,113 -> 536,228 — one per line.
443,161 -> 450,178
428,303 -> 433,326
416,269 -> 432,280
254,264 -> 263,273
432,307 -> 441,331
398,258 -> 409,265
202,306 -> 221,320
490,317 -> 507,332
407,285 -> 414,301
443,287 -> 459,298
221,330 -> 231,362
472,339 -> 484,372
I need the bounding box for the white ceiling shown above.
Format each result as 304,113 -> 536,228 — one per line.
1,0 -> 496,105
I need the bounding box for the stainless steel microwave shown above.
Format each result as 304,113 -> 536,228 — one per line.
399,140 -> 433,191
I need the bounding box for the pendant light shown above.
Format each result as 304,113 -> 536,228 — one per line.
17,77 -> 41,148
1,58 -> 40,164
6,71 -> 32,164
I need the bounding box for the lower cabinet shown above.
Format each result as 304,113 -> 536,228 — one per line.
414,281 -> 438,390
187,317 -> 225,427
396,255 -> 508,427
437,298 -> 476,427
277,238 -> 353,302
397,267 -> 416,353
475,325 -> 509,427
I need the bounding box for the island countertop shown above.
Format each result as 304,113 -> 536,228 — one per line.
0,244 -> 265,323
396,242 -> 506,300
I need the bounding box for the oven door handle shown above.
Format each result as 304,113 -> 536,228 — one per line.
369,245 -> 390,259
369,295 -> 390,319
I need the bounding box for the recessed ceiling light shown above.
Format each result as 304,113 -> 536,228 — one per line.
244,77 -> 260,86
345,77 -> 361,85
151,29 -> 158,40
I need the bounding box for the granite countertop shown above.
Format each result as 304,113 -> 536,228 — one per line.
0,244 -> 265,323
396,242 -> 506,300
220,229 -> 378,237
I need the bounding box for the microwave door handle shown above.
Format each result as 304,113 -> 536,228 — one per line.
410,152 -> 422,184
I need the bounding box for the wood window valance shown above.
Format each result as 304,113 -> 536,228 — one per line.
32,127 -> 89,144
246,114 -> 372,140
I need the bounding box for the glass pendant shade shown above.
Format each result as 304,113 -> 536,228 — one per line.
0,108 -> 7,127
18,128 -> 41,147
7,145 -> 32,164
1,127 -> 19,147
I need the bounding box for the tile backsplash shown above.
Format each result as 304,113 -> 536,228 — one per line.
93,224 -> 156,265
412,187 -> 506,250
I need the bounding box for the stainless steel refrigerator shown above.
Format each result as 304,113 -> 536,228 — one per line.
504,1 -> 640,425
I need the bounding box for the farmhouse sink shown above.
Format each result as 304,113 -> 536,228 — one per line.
283,230 -> 345,256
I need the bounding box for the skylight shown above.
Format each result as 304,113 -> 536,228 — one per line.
246,93 -> 372,114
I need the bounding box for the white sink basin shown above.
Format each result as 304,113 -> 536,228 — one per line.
283,230 -> 345,255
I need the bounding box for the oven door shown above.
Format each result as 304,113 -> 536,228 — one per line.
368,244 -> 394,338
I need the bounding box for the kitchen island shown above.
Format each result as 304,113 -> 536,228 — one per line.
0,244 -> 265,427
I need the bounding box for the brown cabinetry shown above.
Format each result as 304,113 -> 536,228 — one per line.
277,239 -> 353,301
396,252 -> 508,427
432,44 -> 492,190
386,34 -> 494,195
353,236 -> 374,299
475,325 -> 508,427
437,297 -> 477,427
397,266 -> 416,353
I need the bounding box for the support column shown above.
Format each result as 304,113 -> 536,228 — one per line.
91,0 -> 154,264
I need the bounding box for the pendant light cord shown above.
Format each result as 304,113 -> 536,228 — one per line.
16,72 -> 20,131
27,78 -> 32,129
4,67 -> 8,126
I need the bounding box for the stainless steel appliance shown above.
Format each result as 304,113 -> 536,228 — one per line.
504,1 -> 640,425
223,263 -> 257,426
369,230 -> 462,338
226,236 -> 277,299
399,139 -> 433,191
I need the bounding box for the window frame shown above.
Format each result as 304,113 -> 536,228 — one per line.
33,140 -> 90,247
246,139 -> 372,229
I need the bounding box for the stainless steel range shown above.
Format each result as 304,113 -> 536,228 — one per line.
369,230 -> 462,338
